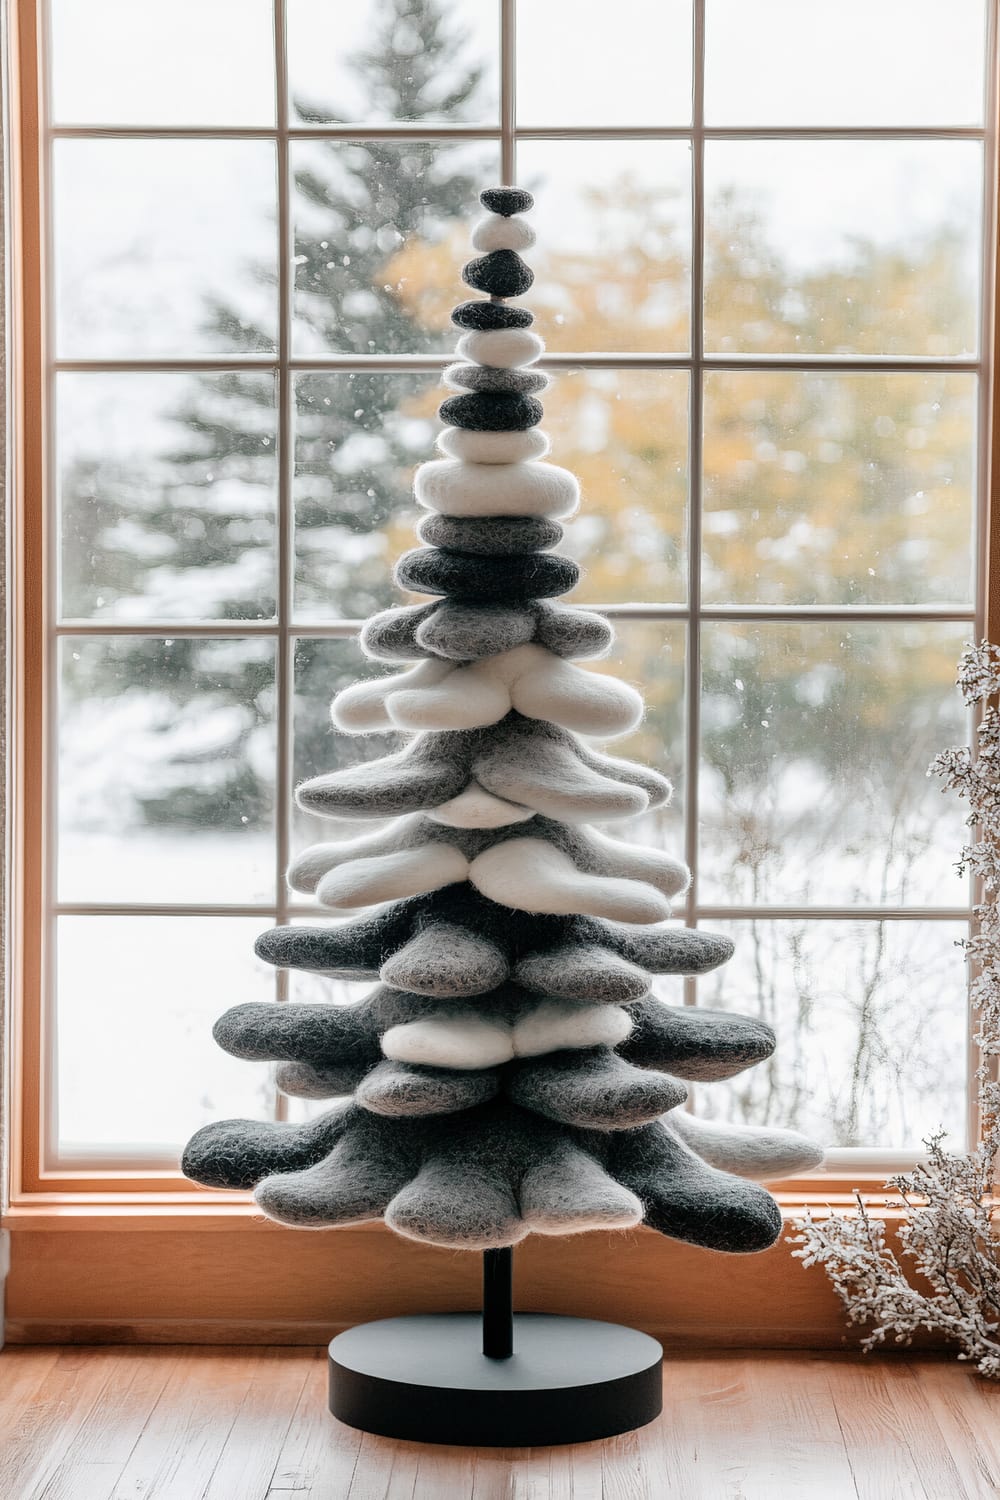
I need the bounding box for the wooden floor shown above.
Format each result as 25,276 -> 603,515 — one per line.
1,1345 -> 999,1499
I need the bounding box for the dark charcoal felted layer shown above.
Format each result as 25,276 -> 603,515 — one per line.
505,1047 -> 687,1129
439,393 -> 544,432
182,1102 -> 351,1191
183,1098 -> 783,1251
620,999 -> 776,1081
417,513 -> 563,556
462,250 -> 534,298
394,547 -> 579,601
445,363 -> 549,396
254,884 -> 734,998
451,300 -> 534,331
598,1121 -> 784,1253
481,186 -> 534,216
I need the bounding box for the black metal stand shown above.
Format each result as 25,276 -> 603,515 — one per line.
328,1249 -> 663,1446
481,1247 -> 513,1359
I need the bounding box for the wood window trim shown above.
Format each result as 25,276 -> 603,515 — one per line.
2,0 -> 999,1344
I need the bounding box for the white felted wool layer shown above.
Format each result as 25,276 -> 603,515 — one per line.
414,459 -> 579,520
287,816 -> 427,893
316,844 -> 467,910
666,1111 -> 825,1181
348,644 -> 643,739
456,328 -> 544,368
512,999 -> 632,1057
331,659 -> 452,734
471,213 -> 536,252
386,642 -> 641,741
426,783 -> 535,829
384,1013 -> 515,1070
469,838 -> 672,923
382,999 -> 632,1070
436,426 -> 550,464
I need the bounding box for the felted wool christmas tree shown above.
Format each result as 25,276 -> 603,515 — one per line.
183,187 -> 822,1258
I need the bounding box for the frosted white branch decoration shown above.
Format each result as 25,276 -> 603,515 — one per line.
791,639 -> 1000,1377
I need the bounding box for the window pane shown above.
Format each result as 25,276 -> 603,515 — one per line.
294,372 -> 437,623
517,0 -> 691,126
287,0 -> 499,123
58,373 -> 278,622
49,0 -> 276,126
550,371 -> 688,605
53,140 -> 278,358
56,916 -> 274,1157
58,638 -> 276,905
705,0 -> 987,127
291,140 -> 498,355
590,621 -> 687,896
519,141 -> 691,354
704,141 -> 981,356
695,920 -> 969,1151
699,623 -> 969,907
702,372 -> 976,606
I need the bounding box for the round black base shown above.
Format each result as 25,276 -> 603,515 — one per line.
328,1312 -> 663,1447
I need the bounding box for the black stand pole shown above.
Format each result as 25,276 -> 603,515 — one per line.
481,1247 -> 514,1359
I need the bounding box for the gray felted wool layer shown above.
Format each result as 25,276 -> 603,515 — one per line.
416,513 -> 563,556
382,1103 -> 635,1248
361,600 -> 612,665
451,299 -> 534,331
295,716 -> 671,826
505,1047 -> 687,1130
439,393 -> 543,432
255,886 -> 735,1000
534,602 -> 614,659
417,603 -> 540,661
273,1060 -> 366,1099
619,998 -> 776,1081
185,1097 -> 785,1252
359,600 -> 442,661
355,1057 -> 500,1117
663,1109 -> 825,1181
444,362 -> 549,396
462,249 -> 534,298
393,547 -> 579,601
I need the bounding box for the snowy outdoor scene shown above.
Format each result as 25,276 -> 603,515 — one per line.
49,0 -> 986,1163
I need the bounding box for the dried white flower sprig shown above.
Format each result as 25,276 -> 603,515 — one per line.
790,640 -> 1000,1377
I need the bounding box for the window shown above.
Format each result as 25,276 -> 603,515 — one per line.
7,0 -> 997,1205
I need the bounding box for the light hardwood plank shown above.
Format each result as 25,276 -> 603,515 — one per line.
266,1349 -> 365,1496
825,1357 -> 947,1500
37,1347 -> 181,1500
914,1359 -> 1000,1500
0,1348 -> 117,1500
108,1347 -> 257,1500
203,1349 -> 311,1500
